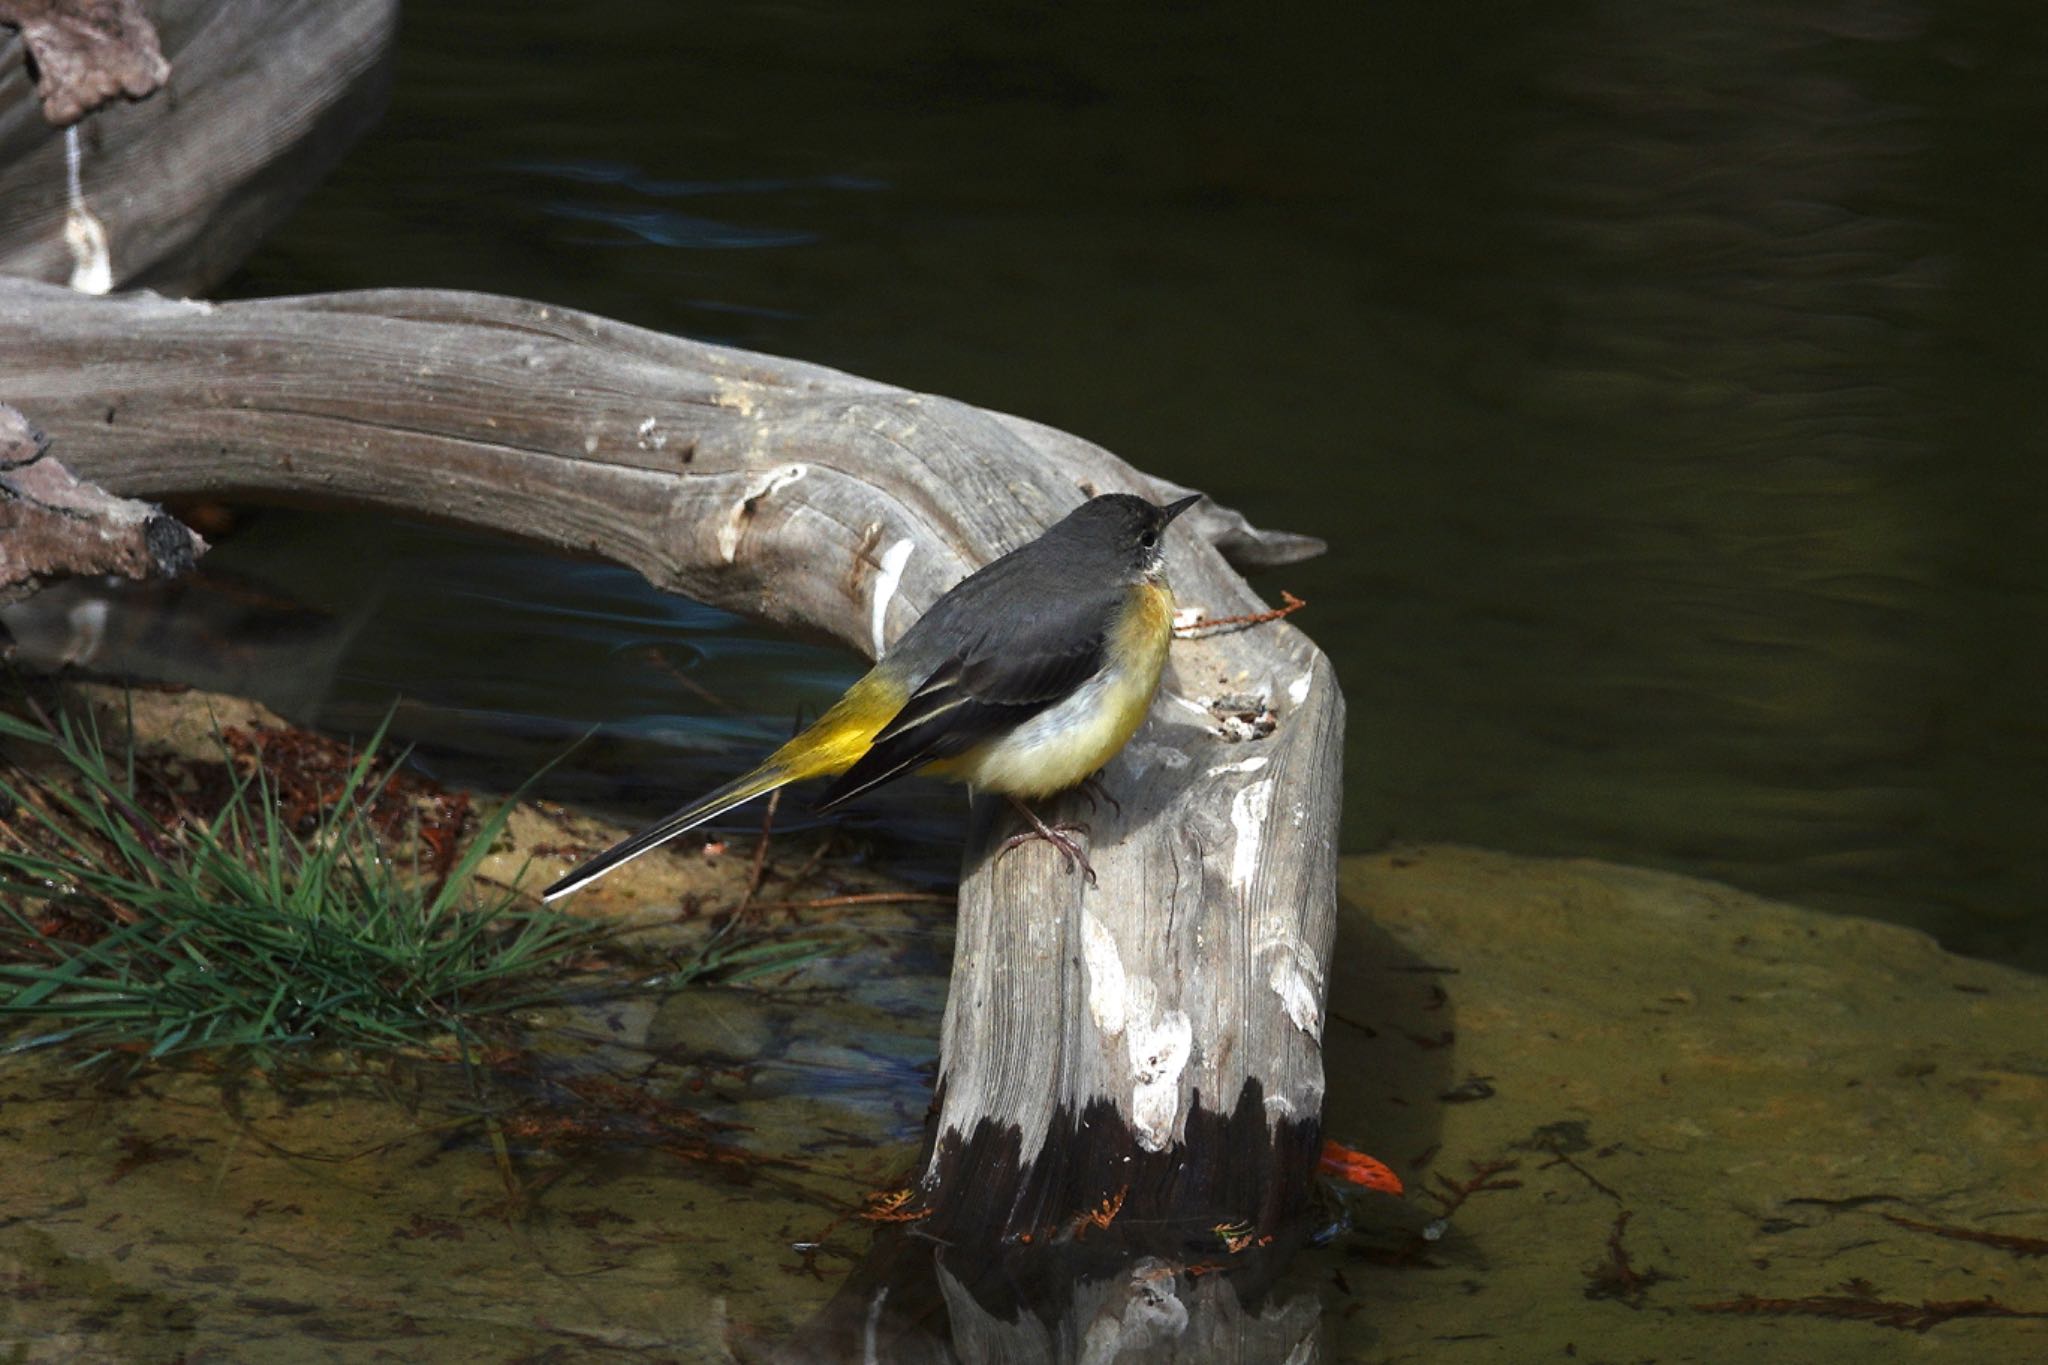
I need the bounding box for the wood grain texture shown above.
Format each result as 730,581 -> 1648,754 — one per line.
0,278 -> 1343,1242
0,0 -> 393,294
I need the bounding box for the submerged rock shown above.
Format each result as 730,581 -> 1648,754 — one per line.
1319,846 -> 2048,1359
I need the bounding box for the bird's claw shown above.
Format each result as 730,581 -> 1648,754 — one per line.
1073,775 -> 1124,820
997,797 -> 1098,885
996,821 -> 1097,885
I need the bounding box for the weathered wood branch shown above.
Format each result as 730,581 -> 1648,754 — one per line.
0,0 -> 394,294
0,277 -> 1342,1248
0,401 -> 201,605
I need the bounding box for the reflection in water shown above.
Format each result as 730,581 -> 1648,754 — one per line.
787,1234 -> 1320,1363
542,201 -> 823,251
0,569 -> 358,720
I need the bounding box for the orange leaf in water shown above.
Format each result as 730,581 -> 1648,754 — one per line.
1320,1140 -> 1404,1195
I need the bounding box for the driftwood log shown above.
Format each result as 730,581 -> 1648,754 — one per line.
0,277 -> 1342,1254
0,0 -> 393,294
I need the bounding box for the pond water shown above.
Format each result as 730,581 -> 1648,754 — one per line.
210,0 -> 2046,972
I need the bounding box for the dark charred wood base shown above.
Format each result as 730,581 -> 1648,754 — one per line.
912,1079 -> 1322,1252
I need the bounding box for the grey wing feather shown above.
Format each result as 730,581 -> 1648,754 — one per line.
813,589 -> 1118,810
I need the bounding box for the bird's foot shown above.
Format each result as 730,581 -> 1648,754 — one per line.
997,824 -> 1097,885
998,797 -> 1097,885
1073,775 -> 1123,819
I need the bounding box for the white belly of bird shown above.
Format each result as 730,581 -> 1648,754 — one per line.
957,628 -> 1169,800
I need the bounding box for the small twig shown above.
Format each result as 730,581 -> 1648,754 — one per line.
635,646 -> 745,716
453,1029 -> 527,1219
1362,1155 -> 1519,1261
20,691 -> 62,737
1173,590 -> 1307,638
1585,1210 -> 1664,1306
740,891 -> 958,914
613,888 -> 956,937
735,787 -> 781,914
856,1187 -> 928,1224
1425,1158 -> 1522,1218
1540,1144 -> 1621,1201
787,830 -> 835,890
1883,1213 -> 2048,1260
1070,1186 -> 1129,1239
1693,1294 -> 2048,1334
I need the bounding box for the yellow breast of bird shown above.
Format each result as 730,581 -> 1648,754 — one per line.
951,579 -> 1175,799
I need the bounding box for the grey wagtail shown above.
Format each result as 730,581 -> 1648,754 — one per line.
542,492 -> 1200,900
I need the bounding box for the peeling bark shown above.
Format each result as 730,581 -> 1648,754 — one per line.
0,400 -> 202,605
0,0 -> 169,127
0,278 -> 1342,1248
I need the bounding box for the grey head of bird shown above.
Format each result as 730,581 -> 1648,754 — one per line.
1030,491 -> 1202,581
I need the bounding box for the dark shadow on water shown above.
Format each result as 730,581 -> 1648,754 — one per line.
1287,889 -> 1469,1343
1320,890 -> 1458,1213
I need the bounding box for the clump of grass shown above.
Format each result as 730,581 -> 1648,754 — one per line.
0,705 -> 603,1066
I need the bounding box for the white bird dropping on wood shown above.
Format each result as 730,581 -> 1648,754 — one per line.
871,537 -> 914,658
63,128 -> 112,295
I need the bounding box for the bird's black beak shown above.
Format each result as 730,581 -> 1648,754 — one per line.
1160,493 -> 1201,523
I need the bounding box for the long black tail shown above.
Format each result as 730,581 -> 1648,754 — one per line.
540,762 -> 791,901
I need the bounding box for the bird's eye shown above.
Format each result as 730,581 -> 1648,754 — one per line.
1140,530 -> 1158,549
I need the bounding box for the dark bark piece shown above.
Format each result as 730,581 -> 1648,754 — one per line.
0,0 -> 169,126
0,0 -> 394,295
0,401 -> 203,604
0,278 -> 1341,1249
